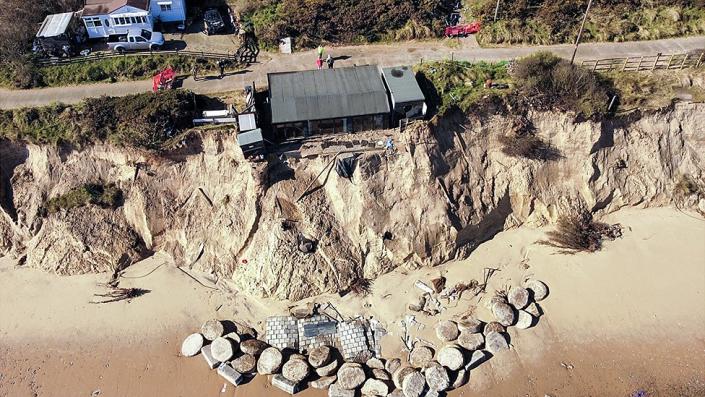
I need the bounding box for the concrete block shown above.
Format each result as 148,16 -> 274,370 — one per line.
201,345 -> 221,369
217,363 -> 244,386
272,374 -> 300,394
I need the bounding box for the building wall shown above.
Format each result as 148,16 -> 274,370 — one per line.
273,114 -> 388,140
83,6 -> 151,39
150,0 -> 186,22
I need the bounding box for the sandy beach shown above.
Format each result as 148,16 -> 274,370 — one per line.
1,207 -> 704,397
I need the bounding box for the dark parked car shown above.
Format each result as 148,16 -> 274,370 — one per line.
203,8 -> 225,35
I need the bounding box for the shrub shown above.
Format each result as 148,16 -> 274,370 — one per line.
45,183 -> 123,214
245,0 -> 455,48
349,277 -> 373,296
468,0 -> 705,46
539,211 -> 622,253
512,52 -> 613,119
499,133 -> 561,161
674,174 -> 702,197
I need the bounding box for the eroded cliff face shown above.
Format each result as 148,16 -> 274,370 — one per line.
0,103 -> 703,299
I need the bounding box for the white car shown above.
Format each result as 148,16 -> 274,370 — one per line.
108,29 -> 165,53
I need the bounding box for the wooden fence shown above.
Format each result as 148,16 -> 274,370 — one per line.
580,51 -> 705,72
36,49 -> 240,67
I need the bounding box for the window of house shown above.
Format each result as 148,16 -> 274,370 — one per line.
159,3 -> 173,11
84,17 -> 103,28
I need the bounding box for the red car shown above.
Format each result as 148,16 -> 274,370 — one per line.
444,22 -> 481,38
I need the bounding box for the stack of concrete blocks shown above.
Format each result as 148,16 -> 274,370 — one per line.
272,374 -> 300,394
217,362 -> 244,386
369,320 -> 386,357
265,316 -> 299,351
297,314 -> 338,353
337,320 -> 371,360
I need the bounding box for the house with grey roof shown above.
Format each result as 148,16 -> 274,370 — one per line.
267,65 -> 392,139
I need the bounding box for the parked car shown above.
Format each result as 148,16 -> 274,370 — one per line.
203,8 -> 225,35
444,22 -> 481,38
108,29 -> 165,53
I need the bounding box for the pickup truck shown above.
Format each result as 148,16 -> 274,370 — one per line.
108,29 -> 165,53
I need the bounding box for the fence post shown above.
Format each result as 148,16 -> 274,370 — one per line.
666,54 -> 675,69
636,56 -> 644,71
651,54 -> 659,71
592,60 -> 598,72
680,54 -> 689,70
696,52 -> 704,68
621,57 -> 628,71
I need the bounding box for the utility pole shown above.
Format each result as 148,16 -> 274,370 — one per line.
493,0 -> 501,22
570,0 -> 594,65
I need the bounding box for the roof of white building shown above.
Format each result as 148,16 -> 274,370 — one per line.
82,0 -> 149,16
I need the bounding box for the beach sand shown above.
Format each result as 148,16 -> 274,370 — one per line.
1,207 -> 704,397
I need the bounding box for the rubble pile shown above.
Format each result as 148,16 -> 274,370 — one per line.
181,278 -> 549,396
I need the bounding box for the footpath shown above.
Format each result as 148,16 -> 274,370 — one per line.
1,35 -> 703,109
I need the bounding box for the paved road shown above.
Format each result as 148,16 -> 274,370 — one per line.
1,36 -> 703,109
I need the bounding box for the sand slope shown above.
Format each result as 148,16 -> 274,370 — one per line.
0,207 -> 703,397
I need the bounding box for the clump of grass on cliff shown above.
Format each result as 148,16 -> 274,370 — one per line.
417,53 -> 613,119
539,211 -> 622,254
415,60 -> 510,115
511,52 -> 613,119
0,90 -> 199,149
45,183 -> 123,214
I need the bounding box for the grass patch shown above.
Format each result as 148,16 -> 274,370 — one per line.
415,60 -> 510,115
607,69 -> 705,111
539,211 -> 623,254
0,90 -> 201,149
0,55 -> 241,89
45,183 -> 123,214
466,1 -> 705,46
511,52 -> 614,119
416,53 -> 613,118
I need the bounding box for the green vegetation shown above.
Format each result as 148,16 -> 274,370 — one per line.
466,0 -> 705,46
608,70 -> 705,111
240,0 -> 454,48
511,52 -> 613,119
415,60 -> 510,115
416,52 -> 612,119
45,183 -> 123,214
0,55 -> 242,89
0,90 -> 199,149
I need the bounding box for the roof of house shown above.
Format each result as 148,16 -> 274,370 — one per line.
381,66 -> 426,104
268,65 -> 391,125
82,0 -> 149,16
37,13 -> 74,38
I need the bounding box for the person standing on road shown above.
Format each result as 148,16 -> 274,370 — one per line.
317,45 -> 324,59
316,57 -> 323,70
218,59 -> 226,78
326,54 -> 334,69
191,63 -> 200,81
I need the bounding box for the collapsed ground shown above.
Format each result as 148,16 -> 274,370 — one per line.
0,55 -> 704,300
